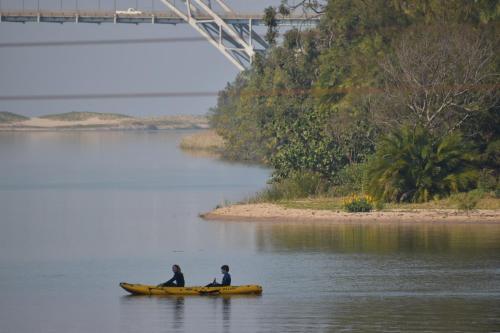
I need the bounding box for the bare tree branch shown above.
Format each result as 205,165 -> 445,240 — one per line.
375,23 -> 499,137
279,0 -> 327,16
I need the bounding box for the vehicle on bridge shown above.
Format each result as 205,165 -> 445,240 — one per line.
115,8 -> 142,15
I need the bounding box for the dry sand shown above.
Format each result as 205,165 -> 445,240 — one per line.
11,117 -> 123,128
201,203 -> 500,224
0,115 -> 209,130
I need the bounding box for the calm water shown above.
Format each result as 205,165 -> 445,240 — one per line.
0,131 -> 499,333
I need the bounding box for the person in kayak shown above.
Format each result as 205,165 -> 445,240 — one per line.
206,265 -> 231,287
158,264 -> 185,287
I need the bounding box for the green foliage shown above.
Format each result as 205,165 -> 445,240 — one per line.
374,200 -> 385,211
251,172 -> 326,202
329,163 -> 367,196
210,0 -> 499,201
452,190 -> 485,212
342,194 -> 374,212
366,127 -> 479,203
481,137 -> 500,175
263,6 -> 279,45
477,169 -> 498,191
269,103 -> 346,180
209,76 -> 269,162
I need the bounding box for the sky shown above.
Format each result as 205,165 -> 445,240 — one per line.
0,0 -> 284,117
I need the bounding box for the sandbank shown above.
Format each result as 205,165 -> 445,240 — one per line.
201,203 -> 500,224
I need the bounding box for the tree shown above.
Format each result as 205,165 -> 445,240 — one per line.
366,127 -> 479,203
263,6 -> 279,45
209,75 -> 269,162
279,0 -> 327,15
375,24 -> 499,137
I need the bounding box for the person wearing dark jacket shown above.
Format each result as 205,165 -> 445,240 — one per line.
158,264 -> 185,287
206,265 -> 231,287
221,265 -> 231,286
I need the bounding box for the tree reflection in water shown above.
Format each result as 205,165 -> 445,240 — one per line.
255,223 -> 500,254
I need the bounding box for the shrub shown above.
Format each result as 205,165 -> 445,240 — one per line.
452,190 -> 484,213
477,169 -> 498,192
251,171 -> 326,202
329,163 -> 368,197
374,200 -> 385,211
366,126 -> 478,203
342,194 -> 374,213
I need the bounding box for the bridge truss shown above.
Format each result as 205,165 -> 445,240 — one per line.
0,0 -> 320,70
161,0 -> 266,70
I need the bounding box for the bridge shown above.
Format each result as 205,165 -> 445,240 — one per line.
0,0 -> 320,70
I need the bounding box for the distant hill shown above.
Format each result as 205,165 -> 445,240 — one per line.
0,111 -> 29,123
40,111 -> 132,121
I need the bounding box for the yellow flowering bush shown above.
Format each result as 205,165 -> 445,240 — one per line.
342,194 -> 374,213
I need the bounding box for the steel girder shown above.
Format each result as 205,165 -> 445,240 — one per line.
160,0 -> 268,70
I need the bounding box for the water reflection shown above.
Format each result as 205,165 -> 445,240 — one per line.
222,297 -> 231,332
119,294 -> 267,333
255,222 -> 500,254
253,295 -> 500,332
180,149 -> 222,160
210,296 -> 232,333
322,296 -> 500,332
168,297 -> 185,331
120,296 -> 186,333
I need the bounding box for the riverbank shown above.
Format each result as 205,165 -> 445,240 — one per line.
201,200 -> 500,224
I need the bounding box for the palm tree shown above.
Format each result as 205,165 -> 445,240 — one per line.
367,126 -> 478,203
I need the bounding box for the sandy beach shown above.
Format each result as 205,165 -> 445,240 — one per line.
201,203 -> 500,224
9,117 -> 123,128
0,115 -> 209,131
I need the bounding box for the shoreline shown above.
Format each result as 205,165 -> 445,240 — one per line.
0,126 -> 207,132
201,203 -> 500,224
0,114 -> 209,131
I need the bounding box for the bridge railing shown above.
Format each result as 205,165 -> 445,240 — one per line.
0,11 -> 319,26
0,10 -> 318,20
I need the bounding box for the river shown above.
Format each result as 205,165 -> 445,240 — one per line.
0,131 -> 499,332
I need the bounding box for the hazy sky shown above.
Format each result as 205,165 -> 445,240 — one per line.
0,0 -> 283,117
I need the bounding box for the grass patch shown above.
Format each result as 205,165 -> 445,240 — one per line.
272,193 -> 500,212
383,192 -> 500,210
179,130 -> 225,151
248,172 -> 326,203
279,197 -> 344,211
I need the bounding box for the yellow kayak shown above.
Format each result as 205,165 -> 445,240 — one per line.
120,282 -> 263,296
